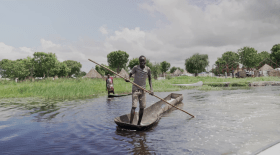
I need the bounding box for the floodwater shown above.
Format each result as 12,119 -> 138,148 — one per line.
0,86 -> 280,155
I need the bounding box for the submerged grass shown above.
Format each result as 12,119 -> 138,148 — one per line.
0,76 -> 279,99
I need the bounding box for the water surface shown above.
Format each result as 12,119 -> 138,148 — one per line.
0,86 -> 280,154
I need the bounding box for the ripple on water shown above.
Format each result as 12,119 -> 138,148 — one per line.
0,87 -> 280,154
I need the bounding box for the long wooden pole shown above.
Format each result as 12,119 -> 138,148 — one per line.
88,59 -> 195,118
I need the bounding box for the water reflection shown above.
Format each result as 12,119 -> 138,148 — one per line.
112,102 -> 185,154
115,128 -> 156,155
1,87 -> 280,154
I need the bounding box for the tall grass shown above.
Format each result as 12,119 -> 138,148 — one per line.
169,76 -> 280,84
1,76 -> 279,99
0,78 -> 132,99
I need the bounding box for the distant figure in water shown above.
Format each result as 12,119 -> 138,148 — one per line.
125,55 -> 154,126
106,74 -> 115,95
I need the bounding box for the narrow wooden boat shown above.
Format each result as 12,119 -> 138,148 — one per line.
255,141 -> 280,155
108,93 -> 132,98
114,93 -> 183,131
172,81 -> 203,87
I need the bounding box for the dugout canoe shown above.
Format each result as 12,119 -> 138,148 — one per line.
108,93 -> 132,98
255,141 -> 280,155
172,81 -> 203,87
114,93 -> 183,131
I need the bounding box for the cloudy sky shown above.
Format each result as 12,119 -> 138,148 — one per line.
1,0 -> 280,72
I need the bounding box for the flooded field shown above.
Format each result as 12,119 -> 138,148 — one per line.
0,86 -> 280,154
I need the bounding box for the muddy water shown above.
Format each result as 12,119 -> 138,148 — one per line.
0,86 -> 280,154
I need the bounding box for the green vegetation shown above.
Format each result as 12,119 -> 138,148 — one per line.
170,76 -> 280,84
213,51 -> 239,75
0,52 -> 83,80
170,66 -> 184,73
95,64 -> 116,76
1,76 -> 280,99
107,50 -> 129,73
238,46 -> 259,68
185,53 -> 209,76
150,62 -> 161,79
127,57 -> 153,70
0,78 -> 131,99
160,61 -> 171,74
212,44 -> 280,76
271,44 -> 280,63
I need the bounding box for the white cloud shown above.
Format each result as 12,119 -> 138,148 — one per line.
41,39 -> 60,49
102,0 -> 280,69
99,25 -> 108,35
0,42 -> 34,60
2,0 -> 280,73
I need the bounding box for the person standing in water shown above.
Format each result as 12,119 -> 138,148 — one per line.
125,55 -> 154,125
106,74 -> 115,95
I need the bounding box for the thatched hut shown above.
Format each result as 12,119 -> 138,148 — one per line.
259,64 -> 274,77
237,70 -> 246,78
182,70 -> 188,74
268,70 -> 280,77
84,68 -> 102,78
117,68 -> 129,79
259,64 -> 274,71
173,69 -> 182,76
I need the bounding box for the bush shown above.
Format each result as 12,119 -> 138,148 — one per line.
166,75 -> 173,80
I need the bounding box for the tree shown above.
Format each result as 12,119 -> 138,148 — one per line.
151,62 -> 161,79
33,52 -> 59,77
63,60 -> 82,77
74,71 -> 86,78
170,67 -> 177,73
49,59 -> 61,77
0,59 -> 13,78
95,64 -> 115,76
238,47 -> 259,69
14,59 -> 29,80
145,59 -> 153,69
33,52 -> 48,77
178,68 -> 184,72
57,62 -> 71,77
170,66 -> 184,73
221,51 -> 239,69
45,53 -> 58,77
214,51 -> 239,74
257,51 -> 271,67
107,50 -> 129,73
270,44 -> 280,64
128,57 -> 153,70
22,56 -> 35,78
160,61 -> 171,74
128,58 -> 139,70
0,64 -> 3,78
214,57 -> 225,76
185,53 -> 209,76
0,59 -> 29,79
95,65 -> 105,76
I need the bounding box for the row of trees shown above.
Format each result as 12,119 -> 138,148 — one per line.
177,44 -> 280,77
212,44 -> 280,75
95,50 -> 179,79
0,52 -> 85,80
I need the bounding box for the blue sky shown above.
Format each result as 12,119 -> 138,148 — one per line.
1,0 -> 280,73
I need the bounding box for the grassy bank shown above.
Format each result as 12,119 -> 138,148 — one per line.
0,78 -> 131,99
0,76 -> 280,99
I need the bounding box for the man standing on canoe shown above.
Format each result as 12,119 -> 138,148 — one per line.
125,55 -> 154,125
106,74 -> 115,95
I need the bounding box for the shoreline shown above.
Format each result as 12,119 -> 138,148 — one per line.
1,76 -> 280,99
204,81 -> 280,87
